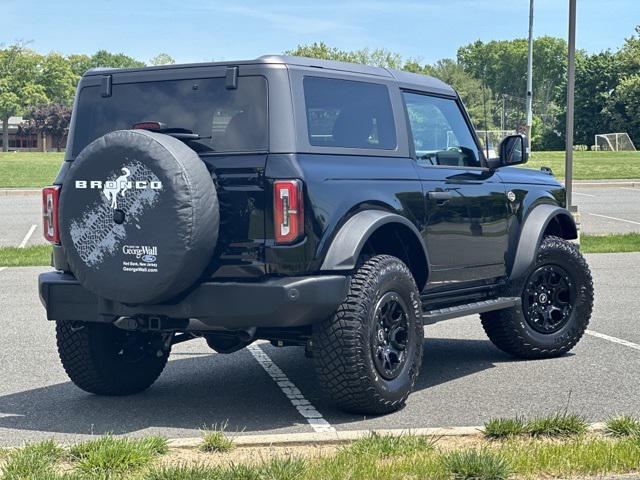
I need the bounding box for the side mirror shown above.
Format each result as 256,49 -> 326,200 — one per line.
499,134 -> 529,166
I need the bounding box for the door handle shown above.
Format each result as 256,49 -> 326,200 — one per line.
428,190 -> 452,204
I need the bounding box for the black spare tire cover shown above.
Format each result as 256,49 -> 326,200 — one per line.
59,130 -> 219,304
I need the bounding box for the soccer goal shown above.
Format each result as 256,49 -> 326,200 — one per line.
594,133 -> 636,151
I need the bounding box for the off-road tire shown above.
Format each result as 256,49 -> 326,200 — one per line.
312,255 -> 423,415
56,321 -> 170,395
481,236 -> 594,359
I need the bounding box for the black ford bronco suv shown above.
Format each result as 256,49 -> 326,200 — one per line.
39,56 -> 594,414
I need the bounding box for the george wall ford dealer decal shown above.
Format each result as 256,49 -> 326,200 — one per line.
69,160 -> 162,270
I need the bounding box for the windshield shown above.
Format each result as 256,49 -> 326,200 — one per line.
71,76 -> 268,156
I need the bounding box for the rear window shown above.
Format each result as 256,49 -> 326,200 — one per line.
303,77 -> 396,150
72,76 -> 268,156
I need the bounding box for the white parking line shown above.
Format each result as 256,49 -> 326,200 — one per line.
588,213 -> 640,226
573,192 -> 596,197
18,224 -> 37,248
620,187 -> 640,192
586,330 -> 640,352
247,343 -> 335,433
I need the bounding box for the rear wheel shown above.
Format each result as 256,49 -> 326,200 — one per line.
56,321 -> 170,395
481,236 -> 594,359
312,255 -> 423,414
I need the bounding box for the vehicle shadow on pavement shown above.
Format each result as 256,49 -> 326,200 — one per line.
0,349 -> 306,438
0,337 -> 559,438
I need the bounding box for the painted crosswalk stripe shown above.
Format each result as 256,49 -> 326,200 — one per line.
247,343 -> 335,433
586,330 -> 640,352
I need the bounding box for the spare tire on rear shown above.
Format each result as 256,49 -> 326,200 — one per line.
59,129 -> 219,304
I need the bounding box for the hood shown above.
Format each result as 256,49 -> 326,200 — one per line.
497,166 -> 562,187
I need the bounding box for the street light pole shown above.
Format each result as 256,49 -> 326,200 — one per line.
526,0 -> 534,147
565,0 -> 576,211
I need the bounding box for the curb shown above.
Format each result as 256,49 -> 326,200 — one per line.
571,181 -> 640,188
0,189 -> 40,197
167,422 -> 607,449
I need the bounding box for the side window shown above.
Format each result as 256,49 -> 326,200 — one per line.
402,92 -> 481,167
303,77 -> 396,150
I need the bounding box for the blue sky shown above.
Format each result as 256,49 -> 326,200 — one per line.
4,0 -> 639,64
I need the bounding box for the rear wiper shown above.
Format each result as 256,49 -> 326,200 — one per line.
132,122 -> 211,142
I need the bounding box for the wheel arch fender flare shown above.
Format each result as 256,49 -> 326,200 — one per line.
509,204 -> 577,282
320,210 -> 429,278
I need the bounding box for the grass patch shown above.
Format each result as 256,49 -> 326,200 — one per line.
346,432 -> 436,457
0,152 -> 64,188
484,413 -> 588,439
527,150 -> 640,180
144,462 -> 222,480
444,448 -> 513,480
524,412 -> 588,437
606,416 -> 640,437
502,437 -> 640,478
68,435 -> 168,476
484,417 -> 527,439
581,233 -> 640,254
0,245 -> 51,267
0,440 -> 63,480
199,424 -> 235,453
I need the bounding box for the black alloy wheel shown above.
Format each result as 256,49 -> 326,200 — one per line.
522,264 -> 576,334
371,292 -> 410,380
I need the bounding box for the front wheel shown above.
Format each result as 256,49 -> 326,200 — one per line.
312,255 -> 423,415
56,321 -> 170,395
481,236 -> 594,359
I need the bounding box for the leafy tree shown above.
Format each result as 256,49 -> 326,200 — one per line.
457,37 -> 567,126
89,50 -> 145,69
67,53 -> 93,77
559,51 -> 621,148
23,103 -> 72,151
0,44 -> 48,151
150,53 -> 176,66
41,52 -> 78,105
286,42 -> 403,69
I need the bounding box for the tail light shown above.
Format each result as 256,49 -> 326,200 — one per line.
273,180 -> 304,244
42,186 -> 61,244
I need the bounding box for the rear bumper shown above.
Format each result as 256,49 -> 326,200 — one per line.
38,271 -> 349,329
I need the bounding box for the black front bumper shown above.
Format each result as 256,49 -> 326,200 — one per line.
39,271 -> 349,329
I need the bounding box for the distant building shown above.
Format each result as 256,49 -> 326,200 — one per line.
0,117 -> 65,152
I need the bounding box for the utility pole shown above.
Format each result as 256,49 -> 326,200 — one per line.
526,0 -> 534,148
565,0 -> 577,211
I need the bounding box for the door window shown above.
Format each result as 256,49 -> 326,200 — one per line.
403,92 -> 481,167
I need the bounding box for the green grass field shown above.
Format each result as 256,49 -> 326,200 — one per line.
527,150 -> 640,180
1,151 -> 640,188
0,152 -> 64,188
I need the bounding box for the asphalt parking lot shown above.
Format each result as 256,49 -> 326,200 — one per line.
1,185 -> 638,248
0,252 -> 639,446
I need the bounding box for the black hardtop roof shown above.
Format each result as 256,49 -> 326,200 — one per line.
84,55 -> 456,96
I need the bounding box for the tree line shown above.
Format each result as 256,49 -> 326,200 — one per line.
1,26 -> 638,152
